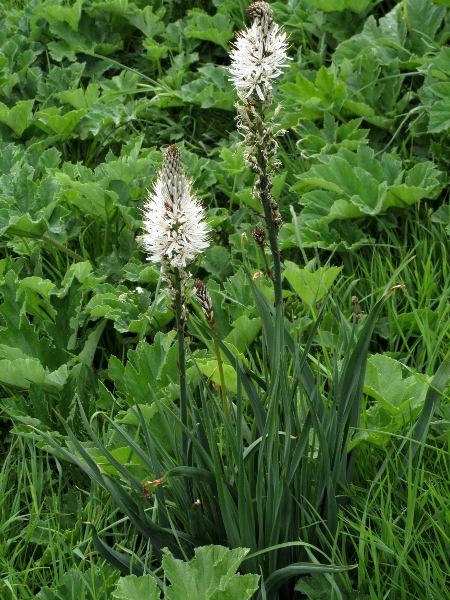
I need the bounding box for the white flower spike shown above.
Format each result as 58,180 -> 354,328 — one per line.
229,2 -> 291,103
139,146 -> 210,270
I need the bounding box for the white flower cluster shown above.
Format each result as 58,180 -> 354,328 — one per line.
139,146 -> 209,270
229,2 -> 290,103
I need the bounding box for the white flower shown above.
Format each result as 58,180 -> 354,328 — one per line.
139,146 -> 209,269
229,2 -> 290,102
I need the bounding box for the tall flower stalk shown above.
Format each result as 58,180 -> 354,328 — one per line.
229,1 -> 291,307
138,145 -> 209,441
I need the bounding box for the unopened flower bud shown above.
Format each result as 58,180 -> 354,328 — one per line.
252,227 -> 266,246
194,278 -> 215,327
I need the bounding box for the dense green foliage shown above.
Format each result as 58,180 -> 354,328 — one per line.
0,0 -> 449,598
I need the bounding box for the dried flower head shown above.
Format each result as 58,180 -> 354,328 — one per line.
139,146 -> 210,270
229,1 -> 290,103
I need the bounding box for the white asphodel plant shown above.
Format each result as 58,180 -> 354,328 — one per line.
229,1 -> 291,307
138,145 -> 209,437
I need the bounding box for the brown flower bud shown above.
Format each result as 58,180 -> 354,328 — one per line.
194,279 -> 215,327
246,2 -> 273,22
252,226 -> 266,246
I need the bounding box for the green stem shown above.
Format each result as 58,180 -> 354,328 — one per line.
259,168 -> 283,307
403,0 -> 411,32
42,235 -> 85,262
259,243 -> 273,282
229,174 -> 238,213
213,340 -> 228,418
254,106 -> 283,308
174,271 -> 188,455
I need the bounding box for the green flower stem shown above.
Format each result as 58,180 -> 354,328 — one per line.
248,101 -> 283,307
259,243 -> 274,283
213,339 -> 228,418
257,152 -> 283,307
42,235 -> 85,262
174,270 -> 188,455
228,173 -> 238,213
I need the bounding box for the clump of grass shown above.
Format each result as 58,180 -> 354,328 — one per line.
0,436 -> 122,599
345,431 -> 450,599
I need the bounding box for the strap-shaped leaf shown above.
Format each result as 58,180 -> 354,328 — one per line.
260,562 -> 355,599
85,522 -> 144,577
400,348 -> 450,472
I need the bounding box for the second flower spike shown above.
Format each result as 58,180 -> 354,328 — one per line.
139,145 -> 210,270
229,1 -> 291,104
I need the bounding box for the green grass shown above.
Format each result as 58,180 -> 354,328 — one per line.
339,211 -> 450,373
0,436 -> 123,599
345,434 -> 450,599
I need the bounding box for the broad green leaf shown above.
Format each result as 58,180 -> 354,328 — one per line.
55,174 -> 115,220
280,66 -> 347,125
234,188 -> 264,213
0,213 -> 49,238
0,357 -> 68,391
47,21 -> 122,62
418,46 -> 450,79
77,320 -> 107,367
85,288 -> 171,333
122,263 -> 160,284
115,403 -> 173,455
35,569 -> 84,600
385,162 -> 442,207
203,246 -> 233,281
291,146 -> 442,221
430,203 -> 450,234
0,99 -> 34,136
18,277 -> 57,322
283,263 -> 343,309
294,115 -> 369,159
364,354 -> 428,416
0,271 -> 62,371
225,316 -> 261,354
36,0 -> 83,31
407,0 -> 446,54
304,0 -> 371,11
0,259 -> 7,279
299,191 -> 364,223
223,269 -> 256,322
427,99 -> 450,133
35,107 -> 86,140
195,359 -> 238,393
112,574 -> 160,600
185,10 -> 234,50
351,355 -> 431,448
218,146 -> 246,176
128,5 -> 166,38
143,37 -> 168,61
58,261 -> 94,294
98,445 -> 147,476
180,65 -> 234,111
108,332 -> 179,403
96,135 -> 157,185
56,84 -> 101,109
163,545 -> 259,600
375,309 -> 438,339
